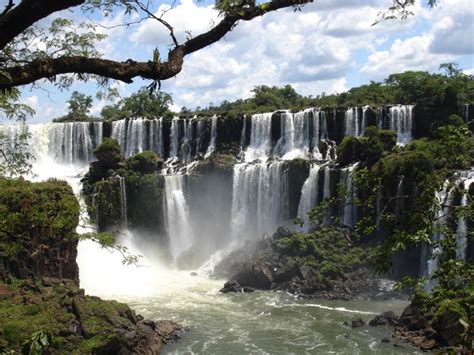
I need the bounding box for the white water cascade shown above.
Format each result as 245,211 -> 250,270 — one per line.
111,118 -> 165,158
340,164 -> 358,228
1,122 -> 102,165
149,118 -> 164,158
118,176 -> 128,228
424,182 -> 454,282
297,164 -> 322,230
389,105 -> 413,145
164,174 -> 194,261
455,170 -> 474,260
345,107 -> 361,137
245,112 -> 273,162
230,161 -> 288,243
205,115 -> 218,157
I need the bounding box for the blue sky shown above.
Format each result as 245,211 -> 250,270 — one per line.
8,0 -> 474,123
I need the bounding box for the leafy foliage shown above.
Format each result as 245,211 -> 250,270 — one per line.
101,88 -> 173,120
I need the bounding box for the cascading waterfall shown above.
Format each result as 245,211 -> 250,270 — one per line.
149,118 -> 164,158
245,112 -> 273,162
345,107 -> 360,137
205,115 -> 218,157
297,164 -> 321,230
164,174 -> 194,261
361,106 -> 369,136
340,164 -> 358,228
118,176 -> 128,228
424,182 -> 453,282
455,170 -> 474,260
230,161 -> 288,243
389,105 -> 413,144
1,121 -> 102,165
111,118 -> 144,157
181,118 -> 194,163
456,193 -> 468,260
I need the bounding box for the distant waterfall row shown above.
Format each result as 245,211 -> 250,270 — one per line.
0,122 -> 102,164
0,105 -> 413,166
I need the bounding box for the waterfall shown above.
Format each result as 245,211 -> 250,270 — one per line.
181,118 -> 194,163
344,107 -> 360,137
340,164 -> 358,228
1,121 -> 102,165
376,107 -> 384,129
149,118 -> 164,158
118,176 -> 128,228
455,170 -> 474,260
240,116 -> 247,148
196,118 -> 208,155
230,161 -> 288,243
389,105 -> 413,144
111,118 -> 165,158
169,117 -> 180,159
164,174 -> 194,261
464,104 -> 470,121
424,182 -> 453,282
205,115 -> 218,157
297,164 -> 321,230
245,112 -> 273,162
361,106 -> 369,136
456,193 -> 468,260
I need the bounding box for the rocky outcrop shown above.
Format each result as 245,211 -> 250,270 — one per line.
0,279 -> 184,354
216,226 -> 402,300
0,178 -> 80,283
365,299 -> 473,352
0,177 -> 182,354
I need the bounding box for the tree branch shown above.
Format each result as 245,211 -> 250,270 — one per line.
133,0 -> 179,47
183,0 -> 311,56
0,0 -> 86,50
0,0 -> 312,89
0,0 -> 15,17
0,47 -> 185,89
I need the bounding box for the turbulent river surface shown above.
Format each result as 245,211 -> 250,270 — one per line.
78,236 -> 418,355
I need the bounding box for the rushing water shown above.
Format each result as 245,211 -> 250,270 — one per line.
77,234 -> 417,355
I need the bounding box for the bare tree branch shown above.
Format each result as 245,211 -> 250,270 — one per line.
0,0 -> 312,89
133,0 -> 179,47
0,0 -> 15,17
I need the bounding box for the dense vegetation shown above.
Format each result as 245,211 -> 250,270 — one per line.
51,66 -> 474,123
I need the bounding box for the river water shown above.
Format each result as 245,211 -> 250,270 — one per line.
77,235 -> 418,355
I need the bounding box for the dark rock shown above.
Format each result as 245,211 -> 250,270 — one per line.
369,311 -> 399,327
220,281 -> 255,293
351,318 -> 366,328
272,226 -> 293,241
231,262 -> 273,290
432,300 -> 468,347
381,337 -> 390,343
399,304 -> 429,331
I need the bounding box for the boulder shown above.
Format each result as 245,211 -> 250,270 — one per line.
369,311 -> 399,327
351,318 -> 366,328
231,262 -> 273,290
219,281 -> 255,294
433,300 -> 468,347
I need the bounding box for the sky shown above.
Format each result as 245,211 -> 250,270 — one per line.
7,0 -> 474,123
